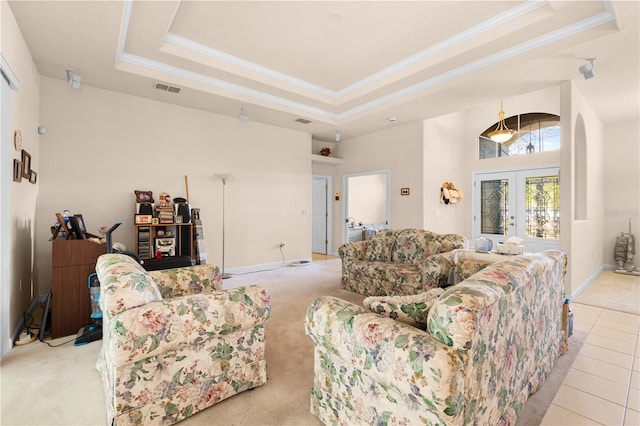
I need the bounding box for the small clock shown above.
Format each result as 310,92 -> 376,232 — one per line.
13,130 -> 22,151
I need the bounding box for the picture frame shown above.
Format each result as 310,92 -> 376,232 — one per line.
73,214 -> 86,234
13,159 -> 22,182
67,215 -> 86,240
29,170 -> 37,184
134,190 -> 154,203
401,187 -> 410,196
135,214 -> 153,225
21,150 -> 31,179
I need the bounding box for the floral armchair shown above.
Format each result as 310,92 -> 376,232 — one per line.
95,254 -> 271,425
339,228 -> 465,296
306,250 -> 567,425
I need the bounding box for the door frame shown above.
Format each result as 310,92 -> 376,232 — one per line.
1,54 -> 20,359
312,174 -> 333,255
343,169 -> 391,244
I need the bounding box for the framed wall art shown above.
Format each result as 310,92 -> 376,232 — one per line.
13,159 -> 22,182
29,171 -> 37,184
21,150 -> 31,179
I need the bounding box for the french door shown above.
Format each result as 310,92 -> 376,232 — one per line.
473,167 -> 560,253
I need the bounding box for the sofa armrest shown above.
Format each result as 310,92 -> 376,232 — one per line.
421,250 -> 457,288
148,264 -> 222,298
306,296 -> 466,422
338,241 -> 367,261
105,285 -> 271,365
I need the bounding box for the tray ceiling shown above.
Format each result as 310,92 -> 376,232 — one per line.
8,1 -> 639,141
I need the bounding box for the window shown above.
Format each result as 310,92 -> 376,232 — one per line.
479,112 -> 560,159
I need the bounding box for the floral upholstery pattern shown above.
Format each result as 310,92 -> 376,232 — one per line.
363,287 -> 444,329
452,258 -> 495,285
306,250 -> 567,426
95,254 -> 271,426
340,229 -> 465,296
148,264 -> 222,298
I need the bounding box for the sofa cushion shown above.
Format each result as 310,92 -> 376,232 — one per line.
349,261 -> 423,296
96,254 -> 163,318
438,233 -> 466,253
362,237 -> 394,261
392,229 -> 441,264
363,287 -> 444,329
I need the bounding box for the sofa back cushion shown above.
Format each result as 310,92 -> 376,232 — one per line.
392,229 -> 441,264
362,237 -> 394,261
437,233 -> 466,253
96,254 -> 163,319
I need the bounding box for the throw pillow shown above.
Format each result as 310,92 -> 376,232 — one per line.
363,287 -> 445,329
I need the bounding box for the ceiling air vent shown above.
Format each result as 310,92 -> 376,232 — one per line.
295,118 -> 312,124
154,82 -> 182,94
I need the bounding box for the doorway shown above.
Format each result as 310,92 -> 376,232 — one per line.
473,167 -> 560,252
312,175 -> 332,254
343,170 -> 390,244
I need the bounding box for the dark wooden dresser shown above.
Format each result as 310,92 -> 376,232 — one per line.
51,239 -> 106,338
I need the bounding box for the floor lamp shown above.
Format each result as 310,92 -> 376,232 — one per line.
217,174 -> 232,279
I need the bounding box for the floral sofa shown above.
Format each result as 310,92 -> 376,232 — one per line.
95,254 -> 271,425
306,250 -> 567,425
339,228 -> 466,296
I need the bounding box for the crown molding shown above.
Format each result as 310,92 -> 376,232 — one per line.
116,0 -> 616,124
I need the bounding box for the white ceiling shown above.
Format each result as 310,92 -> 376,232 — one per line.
8,1 -> 639,142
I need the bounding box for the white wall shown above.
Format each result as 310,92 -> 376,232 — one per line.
560,81 -> 605,295
1,1 -> 41,357
423,111 -> 470,236
347,173 -> 387,225
603,119 -> 639,269
329,121 -> 424,253
35,77 -> 312,292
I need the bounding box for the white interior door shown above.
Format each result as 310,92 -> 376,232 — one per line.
473,167 -> 560,253
312,176 -> 330,254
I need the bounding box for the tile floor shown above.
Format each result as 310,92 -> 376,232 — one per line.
541,303 -> 640,425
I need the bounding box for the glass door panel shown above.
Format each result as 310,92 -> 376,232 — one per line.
480,178 -> 510,236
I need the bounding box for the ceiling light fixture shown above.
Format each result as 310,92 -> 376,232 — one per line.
239,108 -> 250,122
335,131 -> 341,142
488,101 -> 515,143
578,58 -> 596,80
66,70 -> 81,89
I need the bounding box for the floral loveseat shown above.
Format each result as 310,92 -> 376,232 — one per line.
306,250 -> 567,425
95,254 -> 271,425
339,228 -> 465,296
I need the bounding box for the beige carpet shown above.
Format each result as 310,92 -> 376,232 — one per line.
1,259 -> 579,425
576,269 -> 640,315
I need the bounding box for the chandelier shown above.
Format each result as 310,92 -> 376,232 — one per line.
488,101 -> 515,143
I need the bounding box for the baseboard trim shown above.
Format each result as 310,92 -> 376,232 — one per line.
569,264 -> 612,301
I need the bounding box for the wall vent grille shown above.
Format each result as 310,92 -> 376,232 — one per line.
154,82 -> 182,94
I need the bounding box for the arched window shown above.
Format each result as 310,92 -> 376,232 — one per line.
479,112 -> 560,159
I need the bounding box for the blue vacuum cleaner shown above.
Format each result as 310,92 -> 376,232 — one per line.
74,222 -> 122,346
